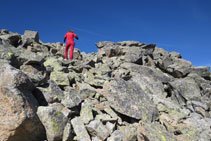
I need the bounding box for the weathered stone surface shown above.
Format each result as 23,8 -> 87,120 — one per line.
137,121 -> 176,141
103,79 -> 158,121
0,64 -> 45,141
107,130 -> 125,141
71,117 -> 91,141
118,125 -> 137,141
50,71 -> 70,86
0,33 -> 21,47
37,80 -> 64,104
106,122 -> 116,134
118,41 -> 143,47
86,120 -> 110,140
191,66 -> 210,79
80,99 -> 94,124
166,58 -> 193,78
95,114 -> 117,122
96,41 -> 116,49
44,57 -> 65,72
170,77 -> 201,102
23,30 -> 39,43
37,103 -> 69,141
61,89 -> 84,108
62,122 -> 74,141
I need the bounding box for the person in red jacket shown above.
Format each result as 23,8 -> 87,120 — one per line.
63,30 -> 79,60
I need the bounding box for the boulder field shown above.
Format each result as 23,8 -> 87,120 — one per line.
0,29 -> 210,141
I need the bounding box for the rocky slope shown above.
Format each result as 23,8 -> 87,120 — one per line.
0,29 -> 210,141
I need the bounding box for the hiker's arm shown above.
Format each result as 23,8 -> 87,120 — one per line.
75,36 -> 79,40
63,37 -> 66,43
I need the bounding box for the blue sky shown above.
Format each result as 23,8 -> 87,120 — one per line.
1,0 -> 211,67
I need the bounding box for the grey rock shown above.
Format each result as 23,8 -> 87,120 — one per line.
103,79 -> 158,121
23,30 -> 39,43
107,130 -> 124,141
118,126 -> 137,141
137,121 -> 176,141
169,51 -> 181,58
61,89 -> 83,109
166,58 -> 193,78
191,66 -> 210,79
71,117 -> 91,141
80,99 -> 94,124
86,120 -> 110,140
0,33 -> 21,47
0,64 -> 45,141
37,80 -> 64,104
37,103 -> 69,141
44,57 -> 65,72
62,122 -> 74,141
50,71 -> 70,86
96,41 -> 116,49
153,47 -> 169,60
170,77 -> 201,102
95,114 -> 117,122
117,41 -> 143,47
106,122 -> 116,135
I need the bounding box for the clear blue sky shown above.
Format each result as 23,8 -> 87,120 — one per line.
1,0 -> 211,67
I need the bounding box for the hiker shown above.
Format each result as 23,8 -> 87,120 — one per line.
63,30 -> 79,60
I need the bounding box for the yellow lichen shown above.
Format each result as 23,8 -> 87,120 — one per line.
161,135 -> 167,141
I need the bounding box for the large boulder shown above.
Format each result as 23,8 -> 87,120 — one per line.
22,30 -> 39,43
137,121 -> 176,141
0,64 -> 45,141
0,33 -> 21,47
86,120 -> 110,140
170,77 -> 201,103
71,117 -> 91,141
103,79 -> 158,121
37,103 -> 70,141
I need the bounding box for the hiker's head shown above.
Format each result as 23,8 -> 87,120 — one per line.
69,30 -> 73,33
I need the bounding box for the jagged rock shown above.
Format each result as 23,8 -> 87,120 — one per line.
106,122 -> 116,134
95,114 -> 117,122
103,79 -> 158,121
0,64 -> 45,141
37,80 -> 64,104
118,125 -> 137,141
50,71 -> 70,86
23,30 -> 39,43
0,33 -> 21,47
169,51 -> 182,58
153,47 -> 169,60
166,58 -> 193,78
71,117 -> 91,141
92,137 -> 102,141
61,89 -> 84,109
37,103 -> 69,141
118,41 -> 143,47
191,66 -> 210,79
96,41 -> 116,49
86,120 -> 110,140
44,57 -> 66,72
104,106 -> 123,124
80,99 -> 94,124
170,77 -> 201,103
107,130 -> 125,141
137,121 -> 176,141
20,63 -> 46,86
62,122 -> 74,141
